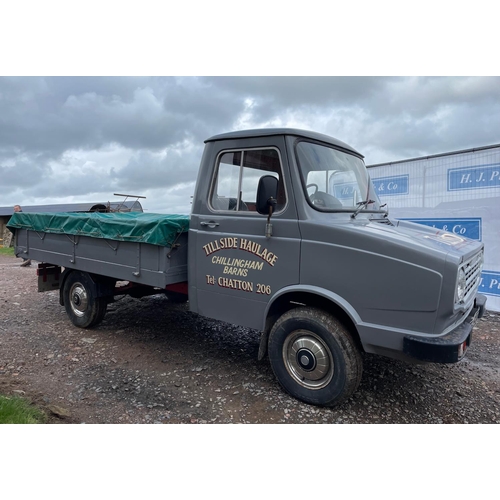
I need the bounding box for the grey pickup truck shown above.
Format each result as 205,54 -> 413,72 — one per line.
9,128 -> 486,407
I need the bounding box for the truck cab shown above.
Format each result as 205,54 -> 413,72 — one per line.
189,128 -> 486,406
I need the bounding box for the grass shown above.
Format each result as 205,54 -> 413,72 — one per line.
1,246 -> 45,423
0,395 -> 47,424
0,247 -> 15,256
1,245 -> 45,424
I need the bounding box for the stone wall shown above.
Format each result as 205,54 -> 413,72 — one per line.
2,225 -> 13,247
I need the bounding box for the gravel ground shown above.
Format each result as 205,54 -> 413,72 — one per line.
1,253 -> 499,424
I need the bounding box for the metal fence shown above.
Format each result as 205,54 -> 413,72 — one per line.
367,144 -> 500,312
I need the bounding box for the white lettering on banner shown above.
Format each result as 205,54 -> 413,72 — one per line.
448,163 -> 500,191
372,175 -> 409,196
437,224 -> 467,235
452,225 -> 467,235
479,271 -> 500,296
402,218 -> 482,241
459,171 -> 497,184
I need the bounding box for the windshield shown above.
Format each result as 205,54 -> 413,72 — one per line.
296,141 -> 382,214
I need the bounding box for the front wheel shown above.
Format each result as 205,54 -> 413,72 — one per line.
63,271 -> 107,328
268,307 -> 363,407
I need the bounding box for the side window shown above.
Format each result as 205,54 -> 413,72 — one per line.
211,148 -> 285,212
211,151 -> 241,211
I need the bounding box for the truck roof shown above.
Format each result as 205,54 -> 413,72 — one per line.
205,128 -> 363,158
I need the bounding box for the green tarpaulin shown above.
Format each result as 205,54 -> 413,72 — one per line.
8,212 -> 190,248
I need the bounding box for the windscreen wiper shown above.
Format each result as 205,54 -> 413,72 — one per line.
351,199 -> 375,219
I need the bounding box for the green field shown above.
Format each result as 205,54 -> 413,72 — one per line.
0,247 -> 15,256
0,395 -> 47,424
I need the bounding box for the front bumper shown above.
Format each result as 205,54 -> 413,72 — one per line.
403,294 -> 487,363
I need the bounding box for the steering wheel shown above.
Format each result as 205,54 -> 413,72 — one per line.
306,183 -> 318,195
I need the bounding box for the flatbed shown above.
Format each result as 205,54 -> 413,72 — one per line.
9,212 -> 190,288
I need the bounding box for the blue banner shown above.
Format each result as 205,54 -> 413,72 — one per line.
479,271 -> 500,297
400,218 -> 482,241
372,175 -> 409,196
448,163 -> 500,191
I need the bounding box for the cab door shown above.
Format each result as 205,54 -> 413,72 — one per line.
189,136 -> 301,330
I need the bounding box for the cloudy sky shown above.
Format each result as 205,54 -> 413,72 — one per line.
1,76 -> 499,213
1,1 -> 498,214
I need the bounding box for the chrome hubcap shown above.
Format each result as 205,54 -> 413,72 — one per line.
70,283 -> 88,317
283,330 -> 334,390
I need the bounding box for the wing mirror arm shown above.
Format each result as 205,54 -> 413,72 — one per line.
265,197 -> 277,238
256,176 -> 279,239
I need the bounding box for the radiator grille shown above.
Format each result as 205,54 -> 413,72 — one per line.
461,250 -> 483,304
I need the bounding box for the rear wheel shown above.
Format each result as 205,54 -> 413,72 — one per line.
268,307 -> 363,407
63,271 -> 107,328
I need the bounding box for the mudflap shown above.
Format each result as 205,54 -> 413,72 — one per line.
37,264 -> 62,293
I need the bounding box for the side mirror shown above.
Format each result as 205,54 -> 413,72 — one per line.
256,175 -> 279,239
256,175 -> 278,215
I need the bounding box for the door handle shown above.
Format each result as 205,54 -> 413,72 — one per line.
200,221 -> 220,228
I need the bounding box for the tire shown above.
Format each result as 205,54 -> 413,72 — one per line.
268,307 -> 363,407
63,271 -> 107,328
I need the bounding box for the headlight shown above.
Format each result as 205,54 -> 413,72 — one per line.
456,268 -> 466,303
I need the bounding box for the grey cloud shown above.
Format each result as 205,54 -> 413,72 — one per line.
141,183 -> 197,214
375,77 -> 500,118
0,155 -> 52,188
19,166 -> 114,200
110,147 -> 202,192
361,99 -> 500,163
0,77 -> 248,161
205,76 -> 390,107
1,76 -> 499,211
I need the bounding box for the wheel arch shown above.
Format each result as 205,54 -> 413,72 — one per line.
258,285 -> 363,360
